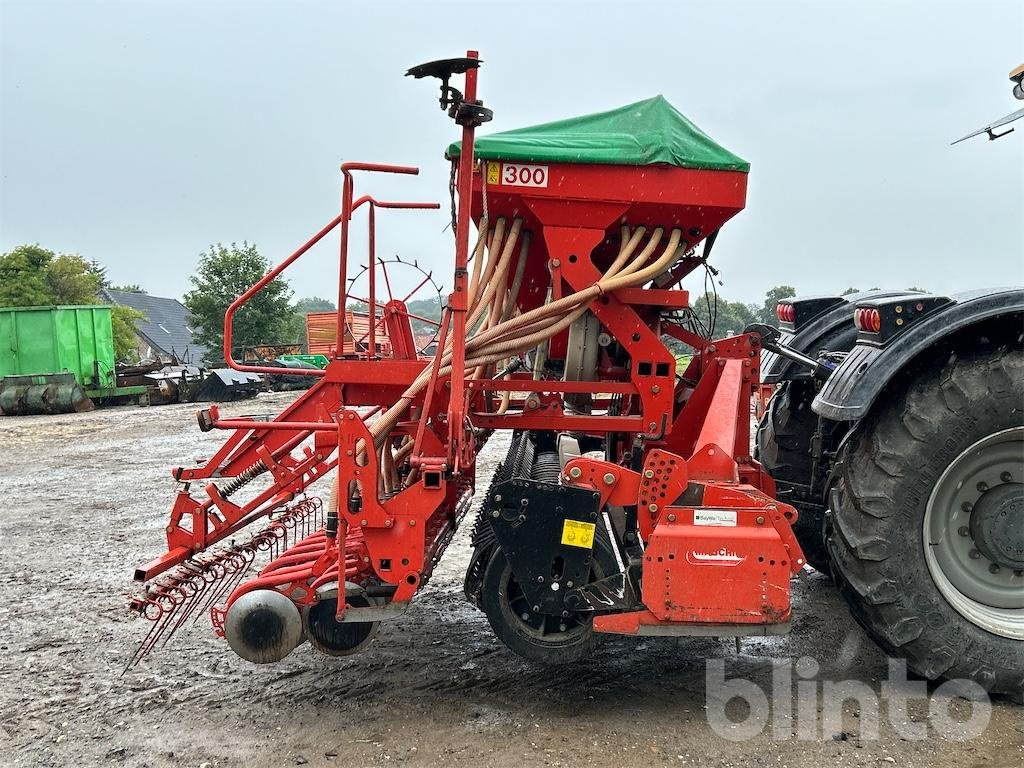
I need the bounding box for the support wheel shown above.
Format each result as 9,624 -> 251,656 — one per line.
480,542 -> 614,664
826,347 -> 1024,697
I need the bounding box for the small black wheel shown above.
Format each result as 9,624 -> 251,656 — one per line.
302,591 -> 379,657
480,539 -> 615,664
756,379 -> 832,573
827,347 -> 1024,697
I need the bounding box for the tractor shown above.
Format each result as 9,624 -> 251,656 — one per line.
129,52 -> 1023,700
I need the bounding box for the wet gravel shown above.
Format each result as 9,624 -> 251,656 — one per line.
0,393 -> 1020,767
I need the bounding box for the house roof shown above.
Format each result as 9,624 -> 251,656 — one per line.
101,289 -> 209,365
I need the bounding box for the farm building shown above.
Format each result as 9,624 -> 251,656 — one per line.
100,288 -> 209,365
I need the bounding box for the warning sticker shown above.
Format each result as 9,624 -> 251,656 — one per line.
486,162 -> 500,185
560,519 -> 596,549
693,509 -> 738,527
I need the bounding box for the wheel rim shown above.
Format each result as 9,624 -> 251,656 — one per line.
924,426 -> 1024,639
499,561 -> 596,643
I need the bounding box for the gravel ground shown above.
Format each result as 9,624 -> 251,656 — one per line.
0,393 -> 1020,768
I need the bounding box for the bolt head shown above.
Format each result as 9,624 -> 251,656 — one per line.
667,513 -> 676,522
384,519 -> 393,528
566,581 -> 574,588
569,467 -> 582,479
977,481 -> 989,493
494,494 -> 502,502
962,501 -> 974,513
644,469 -> 655,479
533,605 -> 540,612
1000,471 -> 1013,483
649,503 -> 659,513
969,549 -> 982,559
755,515 -> 765,525
603,472 -> 616,485
537,575 -> 545,583
958,526 -> 970,537
989,563 -> 1001,574
360,519 -> 368,527
408,519 -> 415,527
491,510 -> 500,518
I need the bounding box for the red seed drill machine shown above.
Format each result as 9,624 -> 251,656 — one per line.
129,52 -> 807,666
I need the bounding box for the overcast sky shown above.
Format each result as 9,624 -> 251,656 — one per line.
2,0 -> 1022,306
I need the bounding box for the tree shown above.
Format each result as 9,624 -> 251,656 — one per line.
111,306 -> 145,363
0,244 -> 101,307
689,292 -> 757,339
0,245 -> 52,306
294,296 -> 335,313
184,242 -> 294,360
112,283 -> 147,294
757,285 -> 796,325
46,254 -> 103,304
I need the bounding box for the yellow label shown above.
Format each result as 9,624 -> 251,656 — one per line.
560,519 -> 596,549
486,162 -> 500,185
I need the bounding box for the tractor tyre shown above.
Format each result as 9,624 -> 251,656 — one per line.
756,379 -> 831,573
480,535 -> 617,665
826,347 -> 1024,698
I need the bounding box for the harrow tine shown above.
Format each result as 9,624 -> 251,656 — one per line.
146,581 -> 189,650
201,548 -> 254,620
124,592 -> 168,671
128,496 -> 327,667
160,565 -> 209,645
172,557 -> 226,633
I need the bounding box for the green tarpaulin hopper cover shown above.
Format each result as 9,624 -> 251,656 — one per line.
448,95 -> 749,173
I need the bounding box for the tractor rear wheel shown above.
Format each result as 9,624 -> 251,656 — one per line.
480,538 -> 616,664
826,347 -> 1024,697
757,379 -> 831,573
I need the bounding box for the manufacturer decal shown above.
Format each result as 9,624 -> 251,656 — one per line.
686,547 -> 746,566
693,509 -> 738,527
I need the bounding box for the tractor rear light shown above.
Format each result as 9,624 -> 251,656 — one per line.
854,307 -> 882,333
853,295 -> 952,344
776,296 -> 844,330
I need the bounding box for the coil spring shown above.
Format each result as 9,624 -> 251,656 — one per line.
220,460 -> 268,498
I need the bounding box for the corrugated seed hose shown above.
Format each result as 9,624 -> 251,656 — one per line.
341,222 -> 683,505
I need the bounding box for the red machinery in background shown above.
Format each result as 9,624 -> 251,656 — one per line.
130,52 -> 803,666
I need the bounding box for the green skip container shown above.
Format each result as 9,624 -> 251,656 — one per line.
0,305 -> 116,390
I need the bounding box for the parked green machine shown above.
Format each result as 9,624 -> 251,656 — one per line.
0,305 -> 145,415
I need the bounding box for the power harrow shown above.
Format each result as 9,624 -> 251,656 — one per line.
129,51 -> 808,667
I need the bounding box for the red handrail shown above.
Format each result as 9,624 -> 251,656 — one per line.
221,163 -> 437,376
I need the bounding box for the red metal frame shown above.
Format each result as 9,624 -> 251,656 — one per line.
133,50 -> 804,659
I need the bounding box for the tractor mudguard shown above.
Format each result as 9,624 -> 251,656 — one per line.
812,287 -> 1024,422
762,290 -> 916,384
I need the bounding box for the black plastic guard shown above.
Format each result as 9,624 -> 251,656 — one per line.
485,478 -> 602,615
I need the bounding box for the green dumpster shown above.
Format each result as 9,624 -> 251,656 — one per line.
0,305 -> 116,389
